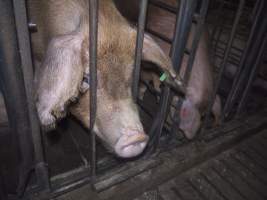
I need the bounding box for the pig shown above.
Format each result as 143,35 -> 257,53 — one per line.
116,0 -> 221,139
28,0 -> 185,158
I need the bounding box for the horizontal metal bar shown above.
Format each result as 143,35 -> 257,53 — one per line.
94,159 -> 161,192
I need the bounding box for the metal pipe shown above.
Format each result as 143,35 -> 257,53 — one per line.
132,0 -> 149,101
145,86 -> 170,155
201,0 -> 245,131
0,0 -> 35,196
12,0 -> 50,193
89,0 -> 98,180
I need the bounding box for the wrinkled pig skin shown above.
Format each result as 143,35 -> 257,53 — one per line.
28,0 -> 184,158
116,0 -> 222,139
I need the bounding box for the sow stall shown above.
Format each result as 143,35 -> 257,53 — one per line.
0,0 -> 266,199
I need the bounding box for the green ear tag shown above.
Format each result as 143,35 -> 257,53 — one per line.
160,72 -> 168,82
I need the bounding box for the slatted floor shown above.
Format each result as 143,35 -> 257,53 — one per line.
135,130 -> 267,200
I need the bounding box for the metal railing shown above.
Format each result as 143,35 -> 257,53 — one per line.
0,0 -> 266,199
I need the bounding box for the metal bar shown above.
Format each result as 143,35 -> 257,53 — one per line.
170,0 -> 197,73
12,0 -> 50,193
201,0 -> 245,131
0,0 -> 35,197
145,86 -> 171,155
236,36 -> 267,115
222,0 -> 264,119
89,0 -> 98,180
133,0 -> 149,101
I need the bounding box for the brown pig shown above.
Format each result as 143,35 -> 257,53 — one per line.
115,0 -> 221,139
28,0 -> 184,157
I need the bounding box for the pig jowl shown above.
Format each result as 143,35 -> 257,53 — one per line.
29,0 -> 185,158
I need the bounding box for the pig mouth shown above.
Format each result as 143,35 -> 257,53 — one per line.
114,133 -> 149,158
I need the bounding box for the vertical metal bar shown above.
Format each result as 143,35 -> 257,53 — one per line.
170,0 -> 197,72
201,0 -> 245,131
0,0 -> 34,196
222,0 -> 264,119
89,0 -> 98,180
236,36 -> 267,115
12,0 -> 50,193
132,0 -> 149,102
145,87 -> 170,155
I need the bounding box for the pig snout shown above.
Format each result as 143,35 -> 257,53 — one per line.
114,130 -> 148,158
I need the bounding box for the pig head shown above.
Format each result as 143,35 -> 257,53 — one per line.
30,0 -> 184,158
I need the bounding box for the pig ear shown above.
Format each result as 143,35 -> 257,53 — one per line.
142,34 -> 185,95
142,34 -> 175,75
36,33 -> 87,128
